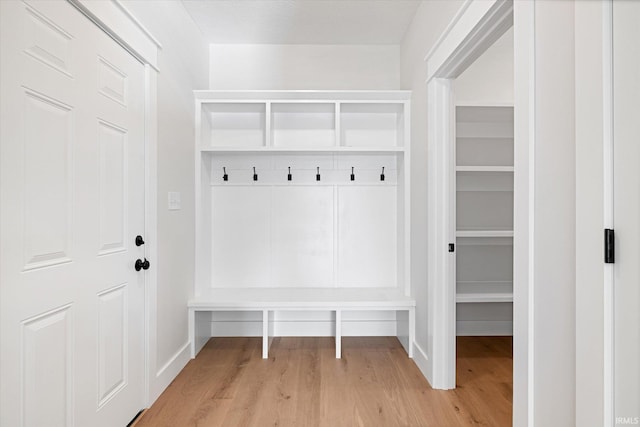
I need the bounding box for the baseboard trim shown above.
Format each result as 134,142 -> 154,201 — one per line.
412,341 -> 431,385
149,341 -> 190,403
456,320 -> 513,336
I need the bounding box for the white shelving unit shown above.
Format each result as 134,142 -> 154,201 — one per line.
191,91 -> 413,358
455,105 -> 514,336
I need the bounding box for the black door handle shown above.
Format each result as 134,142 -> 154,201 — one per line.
135,235 -> 145,246
135,258 -> 150,271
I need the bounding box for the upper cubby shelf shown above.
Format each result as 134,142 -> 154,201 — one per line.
196,91 -> 410,152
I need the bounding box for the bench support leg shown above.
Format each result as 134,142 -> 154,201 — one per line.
335,309 -> 342,359
262,309 -> 270,359
188,308 -> 195,358
409,307 -> 415,358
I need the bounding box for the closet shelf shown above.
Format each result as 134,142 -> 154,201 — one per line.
200,146 -> 405,153
456,292 -> 513,303
456,230 -> 514,238
456,166 -> 513,172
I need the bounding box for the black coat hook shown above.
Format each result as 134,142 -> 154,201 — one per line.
223,167 -> 228,181
380,167 -> 385,181
350,167 -> 355,181
253,167 -> 258,181
316,167 -> 321,181
288,167 -> 292,181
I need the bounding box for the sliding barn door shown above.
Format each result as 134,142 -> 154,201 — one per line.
613,0 -> 640,422
0,1 -> 146,425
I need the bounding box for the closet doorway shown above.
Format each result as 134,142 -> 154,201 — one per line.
425,0 -> 514,391
452,28 -> 514,343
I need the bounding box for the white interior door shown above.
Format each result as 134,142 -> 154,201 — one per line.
613,0 -> 640,422
0,1 -> 146,426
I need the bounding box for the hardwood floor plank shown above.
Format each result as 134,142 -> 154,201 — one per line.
137,336 -> 513,427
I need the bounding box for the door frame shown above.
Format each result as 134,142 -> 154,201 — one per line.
425,0 -> 514,389
66,0 -> 160,406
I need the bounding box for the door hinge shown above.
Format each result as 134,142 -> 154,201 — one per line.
604,228 -> 615,264
448,243 -> 455,253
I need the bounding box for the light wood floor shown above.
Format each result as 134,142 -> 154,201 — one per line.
136,336 -> 512,427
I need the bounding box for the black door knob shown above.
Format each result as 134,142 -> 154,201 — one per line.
135,235 -> 145,246
135,258 -> 150,271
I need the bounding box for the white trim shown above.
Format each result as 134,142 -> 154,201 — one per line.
425,0 -> 513,82
412,341 -> 431,382
526,3 -> 536,426
194,90 -> 411,101
510,1 -> 536,424
143,65 -> 158,406
424,0 -> 474,62
602,1 -> 614,425
112,0 -> 162,48
427,78 -> 456,389
156,341 -> 190,378
66,0 -> 160,70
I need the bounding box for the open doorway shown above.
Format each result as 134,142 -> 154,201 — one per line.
452,27 -> 514,416
425,0 -> 514,393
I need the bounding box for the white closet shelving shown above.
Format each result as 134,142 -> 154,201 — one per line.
191,91 -> 413,358
455,105 -> 514,336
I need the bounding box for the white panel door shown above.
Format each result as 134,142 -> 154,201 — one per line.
613,0 -> 640,422
0,1 -> 146,426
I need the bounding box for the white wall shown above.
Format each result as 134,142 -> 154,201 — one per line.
400,0 -> 465,373
575,2 -> 606,426
209,44 -> 400,89
454,27 -> 514,105
513,1 -> 577,425
533,3 -> 576,425
120,0 -> 209,403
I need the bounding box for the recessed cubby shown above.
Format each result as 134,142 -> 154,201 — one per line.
201,102 -> 266,148
340,103 -> 404,147
271,103 -> 335,148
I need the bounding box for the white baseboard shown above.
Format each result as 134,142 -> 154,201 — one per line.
412,341 -> 431,385
456,320 -> 513,336
149,341 -> 190,404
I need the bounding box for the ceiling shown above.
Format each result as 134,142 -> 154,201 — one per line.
181,0 -> 422,45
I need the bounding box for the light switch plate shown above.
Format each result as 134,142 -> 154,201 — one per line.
168,191 -> 181,210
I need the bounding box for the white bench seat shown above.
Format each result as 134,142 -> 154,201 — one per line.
188,287 -> 415,359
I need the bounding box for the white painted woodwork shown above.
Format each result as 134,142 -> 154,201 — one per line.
338,186 -> 397,287
187,287 -> 416,358
193,91 -> 413,359
454,105 -> 514,337
272,186 -> 334,286
0,1 -> 147,425
613,0 -> 640,421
